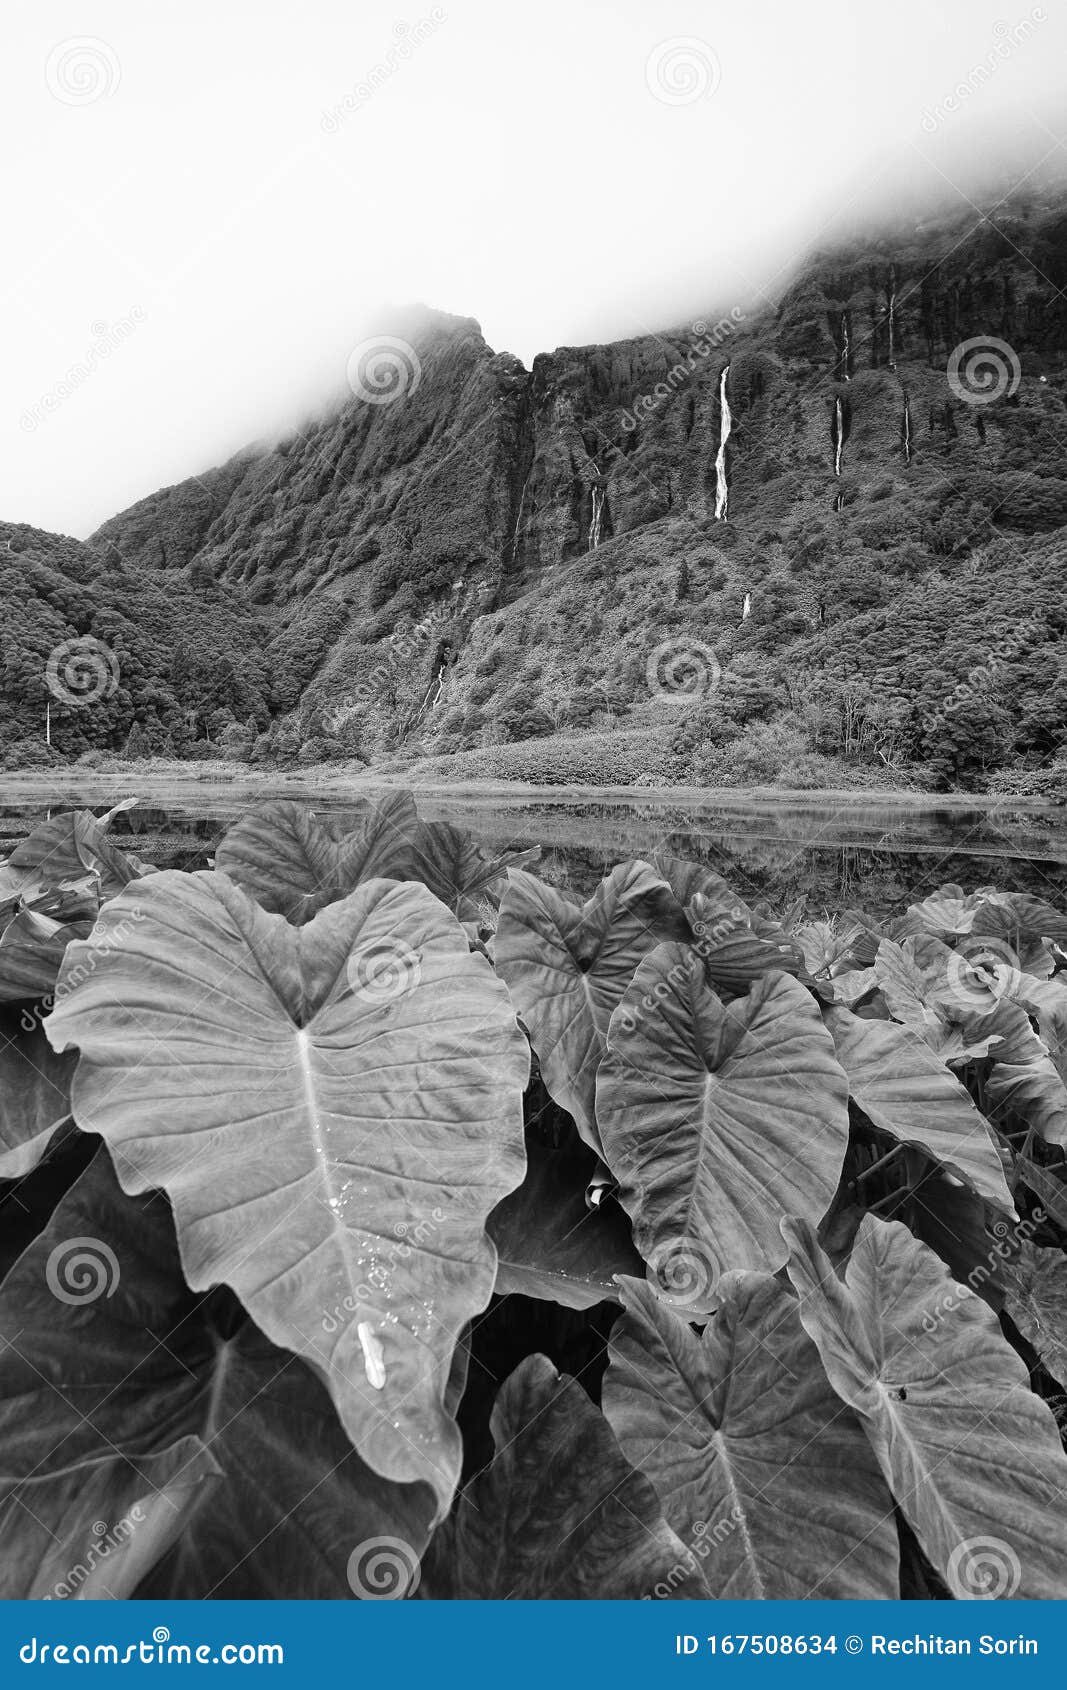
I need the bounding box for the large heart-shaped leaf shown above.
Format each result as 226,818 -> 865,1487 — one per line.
0,1149 -> 436,1598
417,1354 -> 705,1599
1,810 -> 141,903
986,1058 -> 1067,1148
495,862 -> 685,1154
596,946 -> 849,1310
215,793 -> 419,922
784,1214 -> 1067,1598
0,1012 -> 77,1177
409,820 -> 539,920
603,1274 -> 899,1598
45,869 -> 530,1513
825,1006 -> 1015,1213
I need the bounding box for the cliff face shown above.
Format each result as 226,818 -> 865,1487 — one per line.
43,189 -> 1067,765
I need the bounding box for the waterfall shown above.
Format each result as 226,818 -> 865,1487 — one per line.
903,393 -> 912,464
841,312 -> 851,381
510,470 -> 531,561
589,485 -> 605,550
833,492 -> 844,513
430,666 -> 445,709
833,397 -> 844,476
741,592 -> 751,622
713,365 -> 732,520
887,267 -> 897,368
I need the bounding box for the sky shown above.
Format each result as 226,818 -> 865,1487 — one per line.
2,0 -> 1066,538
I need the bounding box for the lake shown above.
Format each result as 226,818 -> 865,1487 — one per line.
2,778 -> 1066,918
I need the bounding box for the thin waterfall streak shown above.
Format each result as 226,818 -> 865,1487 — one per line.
714,365 -> 731,521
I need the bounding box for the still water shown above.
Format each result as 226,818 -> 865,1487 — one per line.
2,780 -> 1066,919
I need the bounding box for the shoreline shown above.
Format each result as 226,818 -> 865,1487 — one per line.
0,763 -> 1058,814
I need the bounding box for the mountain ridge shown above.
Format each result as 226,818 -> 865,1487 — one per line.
5,188 -> 1067,790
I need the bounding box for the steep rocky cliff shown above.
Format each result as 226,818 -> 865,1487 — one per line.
8,189 -> 1067,782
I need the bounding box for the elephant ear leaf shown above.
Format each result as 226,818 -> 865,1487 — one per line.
215,793 -> 418,922
784,1214 -> 1067,1598
45,869 -> 530,1516
824,1006 -> 1017,1213
495,862 -> 685,1154
417,1354 -> 706,1599
603,1274 -> 899,1598
0,1015 -> 76,1177
409,820 -> 539,920
0,1147 -> 435,1598
596,947 -> 849,1311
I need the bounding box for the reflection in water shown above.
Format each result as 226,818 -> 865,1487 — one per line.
2,784 -> 1066,920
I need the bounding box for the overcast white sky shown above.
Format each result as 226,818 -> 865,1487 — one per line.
2,0 -> 1065,538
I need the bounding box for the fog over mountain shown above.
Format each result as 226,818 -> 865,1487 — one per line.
3,0 -> 1065,537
